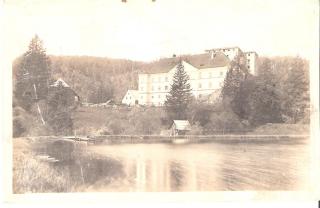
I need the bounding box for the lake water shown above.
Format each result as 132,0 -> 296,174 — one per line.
43,138 -> 310,192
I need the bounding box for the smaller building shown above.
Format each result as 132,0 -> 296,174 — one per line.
122,90 -> 139,106
171,120 -> 191,136
49,78 -> 80,109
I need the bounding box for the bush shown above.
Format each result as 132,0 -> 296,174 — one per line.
13,118 -> 26,137
204,107 -> 244,134
107,119 -> 128,135
12,107 -> 33,137
187,122 -> 203,135
188,102 -> 214,126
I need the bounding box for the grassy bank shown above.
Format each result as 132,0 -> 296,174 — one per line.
13,138 -> 71,193
73,106 -> 310,137
249,123 -> 309,135
13,138 -> 129,193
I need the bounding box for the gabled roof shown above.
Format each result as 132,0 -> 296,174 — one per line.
124,90 -> 139,97
142,52 -> 229,74
50,78 -> 70,88
172,120 -> 191,131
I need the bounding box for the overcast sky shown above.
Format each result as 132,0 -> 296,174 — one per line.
3,0 -> 319,62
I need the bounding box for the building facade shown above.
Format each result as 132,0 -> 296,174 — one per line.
122,90 -> 139,106
122,47 -> 258,106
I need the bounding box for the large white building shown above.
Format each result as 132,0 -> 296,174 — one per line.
122,47 -> 258,106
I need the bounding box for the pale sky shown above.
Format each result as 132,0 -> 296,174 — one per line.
3,0 -> 319,62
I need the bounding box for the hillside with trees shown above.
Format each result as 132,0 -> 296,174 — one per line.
12,37 -> 310,137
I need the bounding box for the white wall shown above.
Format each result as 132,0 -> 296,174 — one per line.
122,90 -> 139,106
138,62 -> 229,106
245,52 -> 258,75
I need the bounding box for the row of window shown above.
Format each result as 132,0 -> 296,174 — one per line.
139,86 -> 168,91
141,71 -> 225,84
150,85 -> 169,91
151,76 -> 169,83
138,92 -> 213,102
137,94 -> 166,101
143,81 -> 218,92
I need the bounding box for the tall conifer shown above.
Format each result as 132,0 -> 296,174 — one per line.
164,61 -> 193,120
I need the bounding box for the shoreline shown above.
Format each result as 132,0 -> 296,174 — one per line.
13,134 -> 309,145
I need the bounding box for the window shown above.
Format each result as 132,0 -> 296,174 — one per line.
158,95 -> 161,98
209,72 -> 212,78
141,96 -> 143,99
165,86 -> 168,90
152,86 -> 154,91
152,96 -> 154,99
140,86 -> 144,91
158,86 -> 161,91
248,53 -> 250,56
220,71 -> 223,76
199,72 -> 202,78
209,82 -> 212,88
198,83 -> 202,89
152,78 -> 155,82
165,77 -> 168,82
248,65 -> 250,69
158,77 -> 161,82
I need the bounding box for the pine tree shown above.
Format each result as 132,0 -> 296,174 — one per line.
282,57 -> 309,123
220,57 -> 248,119
248,58 -> 283,126
14,35 -> 51,110
164,61 -> 193,120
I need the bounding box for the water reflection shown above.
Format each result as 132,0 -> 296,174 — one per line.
39,138 -> 309,192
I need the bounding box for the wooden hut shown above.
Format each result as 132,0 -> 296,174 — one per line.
170,120 -> 191,136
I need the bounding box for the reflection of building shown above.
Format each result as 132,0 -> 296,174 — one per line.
123,152 -> 200,191
122,47 -> 258,106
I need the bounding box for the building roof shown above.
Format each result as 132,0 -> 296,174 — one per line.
141,52 -> 229,74
205,46 -> 240,52
172,120 -> 191,131
50,78 -> 70,88
49,78 -> 80,99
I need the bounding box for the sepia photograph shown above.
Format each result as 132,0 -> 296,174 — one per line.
1,0 -> 319,205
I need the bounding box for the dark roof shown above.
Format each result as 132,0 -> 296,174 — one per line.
141,52 -> 229,74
